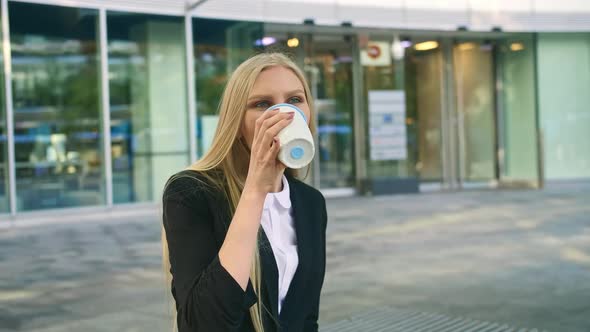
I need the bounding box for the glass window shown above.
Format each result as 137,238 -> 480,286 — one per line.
193,18 -> 263,156
308,34 -> 356,189
362,37 -> 419,180
107,12 -> 190,204
405,41 -> 444,182
453,40 -> 496,181
498,36 -> 539,182
537,33 -> 590,179
9,2 -> 104,211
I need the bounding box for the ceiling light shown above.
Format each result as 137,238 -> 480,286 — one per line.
414,41 -> 439,51
287,37 -> 300,48
510,42 -> 525,51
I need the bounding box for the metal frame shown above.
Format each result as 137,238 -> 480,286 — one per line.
491,42 -> 502,181
437,42 -> 451,190
453,42 -> 467,188
304,32 -> 322,190
185,14 -> 197,162
441,39 -> 459,190
9,0 -> 186,16
494,40 -> 506,181
2,0 -> 16,216
351,33 -> 366,193
99,8 -> 113,207
532,33 -> 544,189
264,24 -> 527,41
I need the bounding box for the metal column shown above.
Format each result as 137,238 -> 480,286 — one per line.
184,14 -> 197,162
2,0 -> 16,216
99,8 -> 113,207
441,39 -> 459,190
351,34 -> 367,193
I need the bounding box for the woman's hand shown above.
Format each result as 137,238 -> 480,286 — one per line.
243,108 -> 294,194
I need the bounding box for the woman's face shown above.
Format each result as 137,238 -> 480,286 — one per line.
241,66 -> 311,149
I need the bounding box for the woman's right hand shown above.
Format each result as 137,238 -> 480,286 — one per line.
244,108 -> 294,194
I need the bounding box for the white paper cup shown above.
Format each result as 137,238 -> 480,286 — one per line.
267,103 -> 315,169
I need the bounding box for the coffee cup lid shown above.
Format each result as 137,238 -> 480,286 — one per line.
266,103 -> 307,123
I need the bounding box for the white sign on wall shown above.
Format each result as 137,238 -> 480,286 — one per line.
368,90 -> 407,161
360,41 -> 392,67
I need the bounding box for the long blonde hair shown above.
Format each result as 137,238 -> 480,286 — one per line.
162,52 -> 315,332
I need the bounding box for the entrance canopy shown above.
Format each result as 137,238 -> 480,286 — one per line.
190,0 -> 590,31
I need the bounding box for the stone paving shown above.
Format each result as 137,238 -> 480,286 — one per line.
0,182 -> 589,332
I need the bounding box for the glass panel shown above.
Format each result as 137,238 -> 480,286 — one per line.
498,37 -> 539,181
193,18 -> 262,156
309,35 -> 355,188
257,27 -> 314,184
537,33 -> 590,179
453,42 -> 496,181
0,4 -> 7,213
108,12 -> 189,204
406,44 -> 444,182
10,2 -> 104,211
362,38 -> 419,182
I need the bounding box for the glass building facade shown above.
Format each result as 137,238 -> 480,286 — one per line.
106,12 -> 189,204
0,0 -> 588,217
9,3 -> 104,211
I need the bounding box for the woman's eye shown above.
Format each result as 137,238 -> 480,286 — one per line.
288,96 -> 303,104
254,101 -> 270,109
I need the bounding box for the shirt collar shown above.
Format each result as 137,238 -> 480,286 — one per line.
264,175 -> 291,210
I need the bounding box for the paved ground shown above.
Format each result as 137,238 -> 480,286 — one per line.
0,182 -> 589,332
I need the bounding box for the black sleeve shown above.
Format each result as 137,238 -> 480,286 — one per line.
163,177 -> 257,331
303,193 -> 328,331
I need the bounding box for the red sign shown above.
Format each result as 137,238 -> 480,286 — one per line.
367,44 -> 381,59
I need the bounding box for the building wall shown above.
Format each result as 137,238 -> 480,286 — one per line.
0,0 -> 589,216
195,0 -> 590,31
8,0 -> 590,31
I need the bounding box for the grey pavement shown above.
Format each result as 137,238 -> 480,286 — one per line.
0,182 -> 589,332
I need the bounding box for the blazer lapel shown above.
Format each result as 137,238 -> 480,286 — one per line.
278,176 -> 312,322
259,226 -> 280,323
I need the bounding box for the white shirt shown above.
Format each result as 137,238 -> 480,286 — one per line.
260,175 -> 299,314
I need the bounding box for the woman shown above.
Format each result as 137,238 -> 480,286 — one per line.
162,53 -> 327,332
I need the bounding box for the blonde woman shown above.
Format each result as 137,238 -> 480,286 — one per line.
162,53 -> 327,332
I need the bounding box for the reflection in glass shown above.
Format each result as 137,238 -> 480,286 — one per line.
193,18 -> 262,156
308,36 -> 355,188
406,46 -> 444,181
10,3 -> 104,211
498,37 -> 539,182
453,42 -> 496,181
108,12 -> 189,203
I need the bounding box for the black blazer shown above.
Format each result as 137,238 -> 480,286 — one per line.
162,170 -> 327,332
